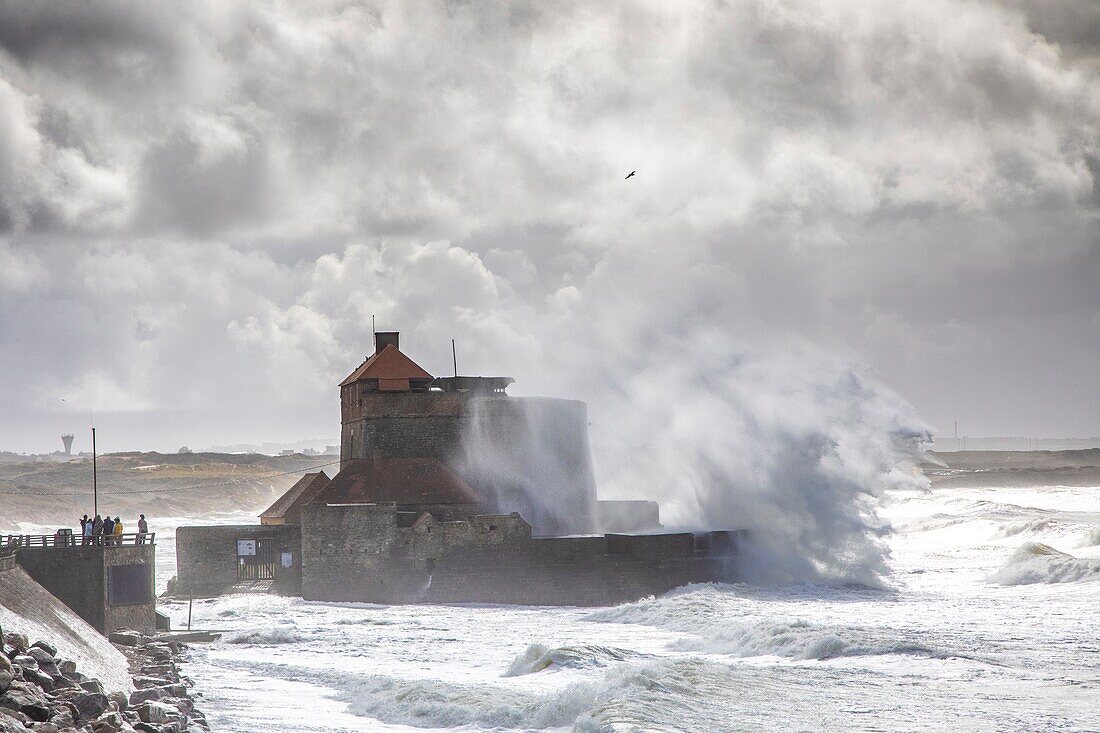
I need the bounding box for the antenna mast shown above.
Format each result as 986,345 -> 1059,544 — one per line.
452,339 -> 458,377
92,426 -> 98,517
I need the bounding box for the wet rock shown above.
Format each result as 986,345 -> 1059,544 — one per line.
0,710 -> 27,733
72,692 -> 109,720
28,723 -> 59,733
80,679 -> 106,696
108,632 -> 144,648
128,688 -> 165,705
157,684 -> 187,699
2,633 -> 28,656
57,660 -> 77,677
1,684 -> 50,721
17,699 -> 49,723
134,700 -> 180,726
48,705 -> 75,729
21,667 -> 54,692
132,676 -> 170,689
93,710 -> 125,732
162,697 -> 192,716
12,655 -> 38,671
0,655 -> 11,694
28,641 -> 57,659
25,651 -> 60,684
108,690 -> 128,712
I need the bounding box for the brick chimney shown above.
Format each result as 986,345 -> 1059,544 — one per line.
374,331 -> 399,354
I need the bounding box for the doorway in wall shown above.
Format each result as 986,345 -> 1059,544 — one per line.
236,537 -> 277,580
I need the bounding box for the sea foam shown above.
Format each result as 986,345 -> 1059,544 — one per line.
988,542 -> 1100,585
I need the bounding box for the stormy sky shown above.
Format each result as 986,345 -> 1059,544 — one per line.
1,0 -> 1098,456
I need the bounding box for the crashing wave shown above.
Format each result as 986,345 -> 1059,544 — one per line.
227,655 -> 743,731
503,643 -> 640,677
667,619 -> 963,661
586,585 -> 968,662
224,626 -> 304,644
582,583 -> 742,632
994,518 -> 1058,538
1073,527 -> 1100,548
988,542 -> 1100,585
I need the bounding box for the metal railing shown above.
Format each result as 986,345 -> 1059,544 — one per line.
0,532 -> 156,549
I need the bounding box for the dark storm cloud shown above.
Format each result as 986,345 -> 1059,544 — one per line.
0,0 -> 1097,460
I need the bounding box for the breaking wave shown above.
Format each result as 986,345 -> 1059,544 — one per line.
1073,527 -> 1100,548
503,643 -> 640,677
994,518 -> 1059,538
220,655 -> 746,731
988,542 -> 1100,585
224,626 -> 304,644
585,585 -> 971,662
582,583 -> 743,632
668,619 -> 964,661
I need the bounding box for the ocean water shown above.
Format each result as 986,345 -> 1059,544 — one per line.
156,485 -> 1100,732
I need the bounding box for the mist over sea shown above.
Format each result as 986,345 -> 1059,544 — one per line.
121,482 -> 1097,732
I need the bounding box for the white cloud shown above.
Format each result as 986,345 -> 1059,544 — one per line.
0,0 -> 1095,455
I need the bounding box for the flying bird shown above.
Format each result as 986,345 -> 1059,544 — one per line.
625,171 -> 636,179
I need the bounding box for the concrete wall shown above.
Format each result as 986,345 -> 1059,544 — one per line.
103,545 -> 157,634
341,393 -> 600,535
300,503 -> 743,606
15,547 -> 106,631
13,545 -> 156,634
0,566 -> 133,692
175,524 -> 301,597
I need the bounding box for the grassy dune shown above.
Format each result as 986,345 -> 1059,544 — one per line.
0,452 -> 339,532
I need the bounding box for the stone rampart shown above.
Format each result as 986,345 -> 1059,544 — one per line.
299,503 -> 743,606
174,524 -> 301,597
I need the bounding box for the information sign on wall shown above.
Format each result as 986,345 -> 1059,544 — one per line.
236,539 -> 256,556
281,552 -> 293,568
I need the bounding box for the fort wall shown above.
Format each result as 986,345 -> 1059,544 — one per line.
298,504 -> 743,606
175,524 -> 301,597
341,394 -> 599,534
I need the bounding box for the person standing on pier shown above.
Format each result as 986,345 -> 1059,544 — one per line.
79,515 -> 89,545
113,516 -> 123,545
102,515 -> 113,546
137,514 -> 148,544
92,514 -> 103,545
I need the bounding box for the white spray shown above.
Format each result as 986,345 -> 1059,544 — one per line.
588,328 -> 931,586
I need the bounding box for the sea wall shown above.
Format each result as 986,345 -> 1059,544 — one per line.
0,564 -> 131,692
13,545 -> 156,635
300,504 -> 743,606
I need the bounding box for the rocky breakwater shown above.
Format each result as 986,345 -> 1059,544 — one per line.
0,630 -> 209,733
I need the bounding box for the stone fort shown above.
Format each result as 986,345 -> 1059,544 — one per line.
175,332 -> 744,605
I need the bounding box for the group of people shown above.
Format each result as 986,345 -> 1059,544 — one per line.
78,513 -> 149,545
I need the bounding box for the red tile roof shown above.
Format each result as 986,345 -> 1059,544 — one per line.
260,471 -> 331,523
313,458 -> 485,505
339,344 -> 433,387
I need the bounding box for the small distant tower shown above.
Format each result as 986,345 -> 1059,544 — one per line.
61,434 -> 74,455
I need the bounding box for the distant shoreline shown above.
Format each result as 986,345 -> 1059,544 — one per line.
922,448 -> 1100,487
